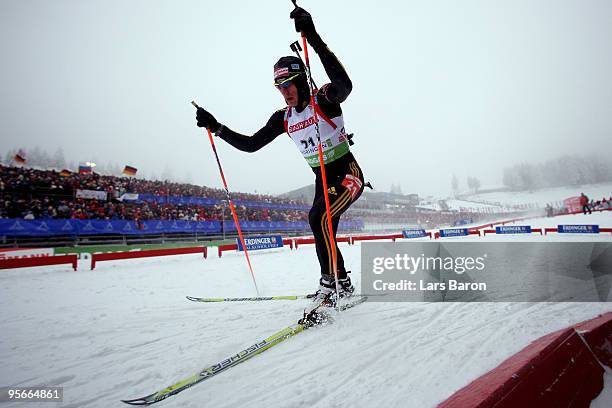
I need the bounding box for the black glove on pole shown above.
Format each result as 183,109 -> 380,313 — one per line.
195,107 -> 220,132
290,7 -> 316,37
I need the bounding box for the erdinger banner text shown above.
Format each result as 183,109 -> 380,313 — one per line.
237,235 -> 284,251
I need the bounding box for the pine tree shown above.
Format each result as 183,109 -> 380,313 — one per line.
451,174 -> 459,196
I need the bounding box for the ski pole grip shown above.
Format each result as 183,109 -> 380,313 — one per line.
191,101 -> 200,109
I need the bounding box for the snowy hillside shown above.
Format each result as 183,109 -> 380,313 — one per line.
463,182 -> 612,208
417,199 -> 516,213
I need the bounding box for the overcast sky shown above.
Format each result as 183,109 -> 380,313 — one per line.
1,0 -> 611,197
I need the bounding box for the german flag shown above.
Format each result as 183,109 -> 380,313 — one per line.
122,165 -> 137,176
59,169 -> 72,177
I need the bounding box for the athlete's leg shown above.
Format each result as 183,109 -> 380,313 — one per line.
309,160 -> 364,278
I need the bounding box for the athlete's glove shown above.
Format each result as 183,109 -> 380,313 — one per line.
196,107 -> 220,132
290,7 -> 316,37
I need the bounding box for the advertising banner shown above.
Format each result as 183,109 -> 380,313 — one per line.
439,228 -> 469,238
237,235 -> 284,251
495,226 -> 532,234
402,229 -> 427,239
76,189 -> 108,200
558,225 -> 599,234
0,219 -> 363,237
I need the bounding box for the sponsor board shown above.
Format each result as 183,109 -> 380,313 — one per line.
402,229 -> 427,239
558,225 -> 600,234
439,228 -> 469,238
237,235 -> 284,251
495,226 -> 532,234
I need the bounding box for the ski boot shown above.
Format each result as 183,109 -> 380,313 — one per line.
337,272 -> 355,299
299,273 -> 355,326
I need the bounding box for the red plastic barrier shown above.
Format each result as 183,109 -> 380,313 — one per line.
438,328 -> 604,408
218,243 -> 238,257
0,254 -> 78,271
439,311 -> 612,408
575,312 -> 612,368
294,237 -> 315,249
471,223 -> 495,230
294,236 -> 350,249
91,246 -> 207,270
351,234 -> 403,244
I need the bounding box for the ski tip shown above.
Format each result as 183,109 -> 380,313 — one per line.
121,392 -> 160,405
120,398 -> 148,406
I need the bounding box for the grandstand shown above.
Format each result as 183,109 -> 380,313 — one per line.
0,164 -> 360,247
1,163 -> 533,247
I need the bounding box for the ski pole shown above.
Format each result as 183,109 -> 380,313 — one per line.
290,5 -> 340,297
191,101 -> 260,296
289,40 -> 317,89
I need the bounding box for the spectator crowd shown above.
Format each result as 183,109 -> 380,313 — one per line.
4,163 -> 582,230
0,165 -> 311,223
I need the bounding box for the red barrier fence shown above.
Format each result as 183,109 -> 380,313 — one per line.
294,236 -> 351,249
576,312 -> 612,367
217,243 -> 238,257
0,254 -> 78,271
283,239 -> 295,250
294,237 -> 315,249
438,312 -> 612,408
351,233 -> 404,244
91,246 -> 207,270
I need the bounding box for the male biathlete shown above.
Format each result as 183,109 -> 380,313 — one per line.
195,7 -> 365,313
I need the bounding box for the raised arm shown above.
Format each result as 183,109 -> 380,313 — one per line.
290,7 -> 352,103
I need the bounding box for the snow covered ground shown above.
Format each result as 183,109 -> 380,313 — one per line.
464,182 -> 612,208
417,199 -> 515,213
1,212 -> 611,407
